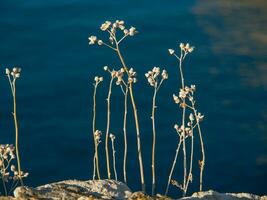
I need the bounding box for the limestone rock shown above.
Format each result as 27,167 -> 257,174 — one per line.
180,190 -> 267,200
13,179 -> 132,200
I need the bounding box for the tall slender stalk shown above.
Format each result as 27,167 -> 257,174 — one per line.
110,134 -> 117,181
123,86 -> 129,183
6,69 -> 23,186
184,122 -> 194,194
192,103 -> 205,191
165,139 -> 182,195
151,85 -> 157,196
116,46 -> 145,192
92,77 -> 102,180
105,76 -> 114,179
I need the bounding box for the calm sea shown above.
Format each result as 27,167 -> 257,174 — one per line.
0,0 -> 267,197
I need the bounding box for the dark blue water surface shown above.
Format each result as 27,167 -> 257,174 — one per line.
0,0 -> 267,197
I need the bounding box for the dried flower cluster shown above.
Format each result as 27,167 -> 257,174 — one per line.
145,67 -> 168,87
0,144 -> 28,195
165,42 -> 205,197
89,20 -> 137,50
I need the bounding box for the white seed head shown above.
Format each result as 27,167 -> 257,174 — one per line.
103,66 -> 108,71
94,76 -> 99,82
168,49 -> 175,55
124,29 -> 129,35
173,94 -> 180,104
100,21 -> 111,31
188,46 -> 194,53
97,40 -> 103,45
162,69 -> 168,79
129,26 -> 137,36
189,113 -> 194,121
110,133 -> 115,140
5,68 -> 10,75
88,35 -> 97,45
180,43 -> 185,49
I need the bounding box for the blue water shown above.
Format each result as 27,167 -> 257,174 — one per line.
0,0 -> 267,197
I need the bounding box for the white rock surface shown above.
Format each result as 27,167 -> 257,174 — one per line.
181,190 -> 267,200
13,179 -> 132,200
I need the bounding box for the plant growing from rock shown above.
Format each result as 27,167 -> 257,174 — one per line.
145,67 -> 168,196
89,20 -> 145,192
5,67 -> 27,187
165,43 -> 205,196
92,76 -> 103,180
88,21 -> 206,197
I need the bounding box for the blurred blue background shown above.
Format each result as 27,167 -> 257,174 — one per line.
0,0 -> 267,197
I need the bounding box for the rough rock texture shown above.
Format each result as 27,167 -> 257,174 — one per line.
13,179 -> 132,200
0,180 -> 265,200
181,190 -> 267,200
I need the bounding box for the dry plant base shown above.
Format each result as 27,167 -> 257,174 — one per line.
88,20 -> 205,197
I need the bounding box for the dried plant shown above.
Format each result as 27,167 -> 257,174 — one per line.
5,67 -> 25,186
89,20 -> 145,192
88,21 -> 206,197
0,144 -> 28,196
145,67 -> 168,196
103,66 -> 116,179
109,133 -> 117,181
165,43 -> 205,196
92,76 -> 103,180
114,67 -> 129,183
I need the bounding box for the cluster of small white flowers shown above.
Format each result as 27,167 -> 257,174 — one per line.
5,67 -> 21,79
128,68 -> 137,84
94,130 -> 102,144
11,165 -> 29,180
168,43 -> 194,56
94,76 -> 103,84
145,67 -> 168,87
196,112 -> 204,122
180,43 -> 194,53
89,20 -> 137,46
174,124 -> 192,137
173,85 -> 196,105
114,68 -> 125,85
0,144 -> 28,182
109,133 -> 115,141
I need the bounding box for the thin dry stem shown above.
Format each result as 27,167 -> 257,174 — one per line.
9,78 -> 23,186
111,137 -> 117,181
123,86 -> 129,183
184,124 -> 194,194
92,83 -> 101,180
192,103 -> 205,191
105,77 -> 114,179
151,85 -> 157,196
165,139 -> 182,195
178,52 -> 187,196
116,44 -> 145,192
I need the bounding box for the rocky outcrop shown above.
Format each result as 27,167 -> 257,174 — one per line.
0,180 -> 265,200
13,179 -> 132,200
181,190 -> 267,200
